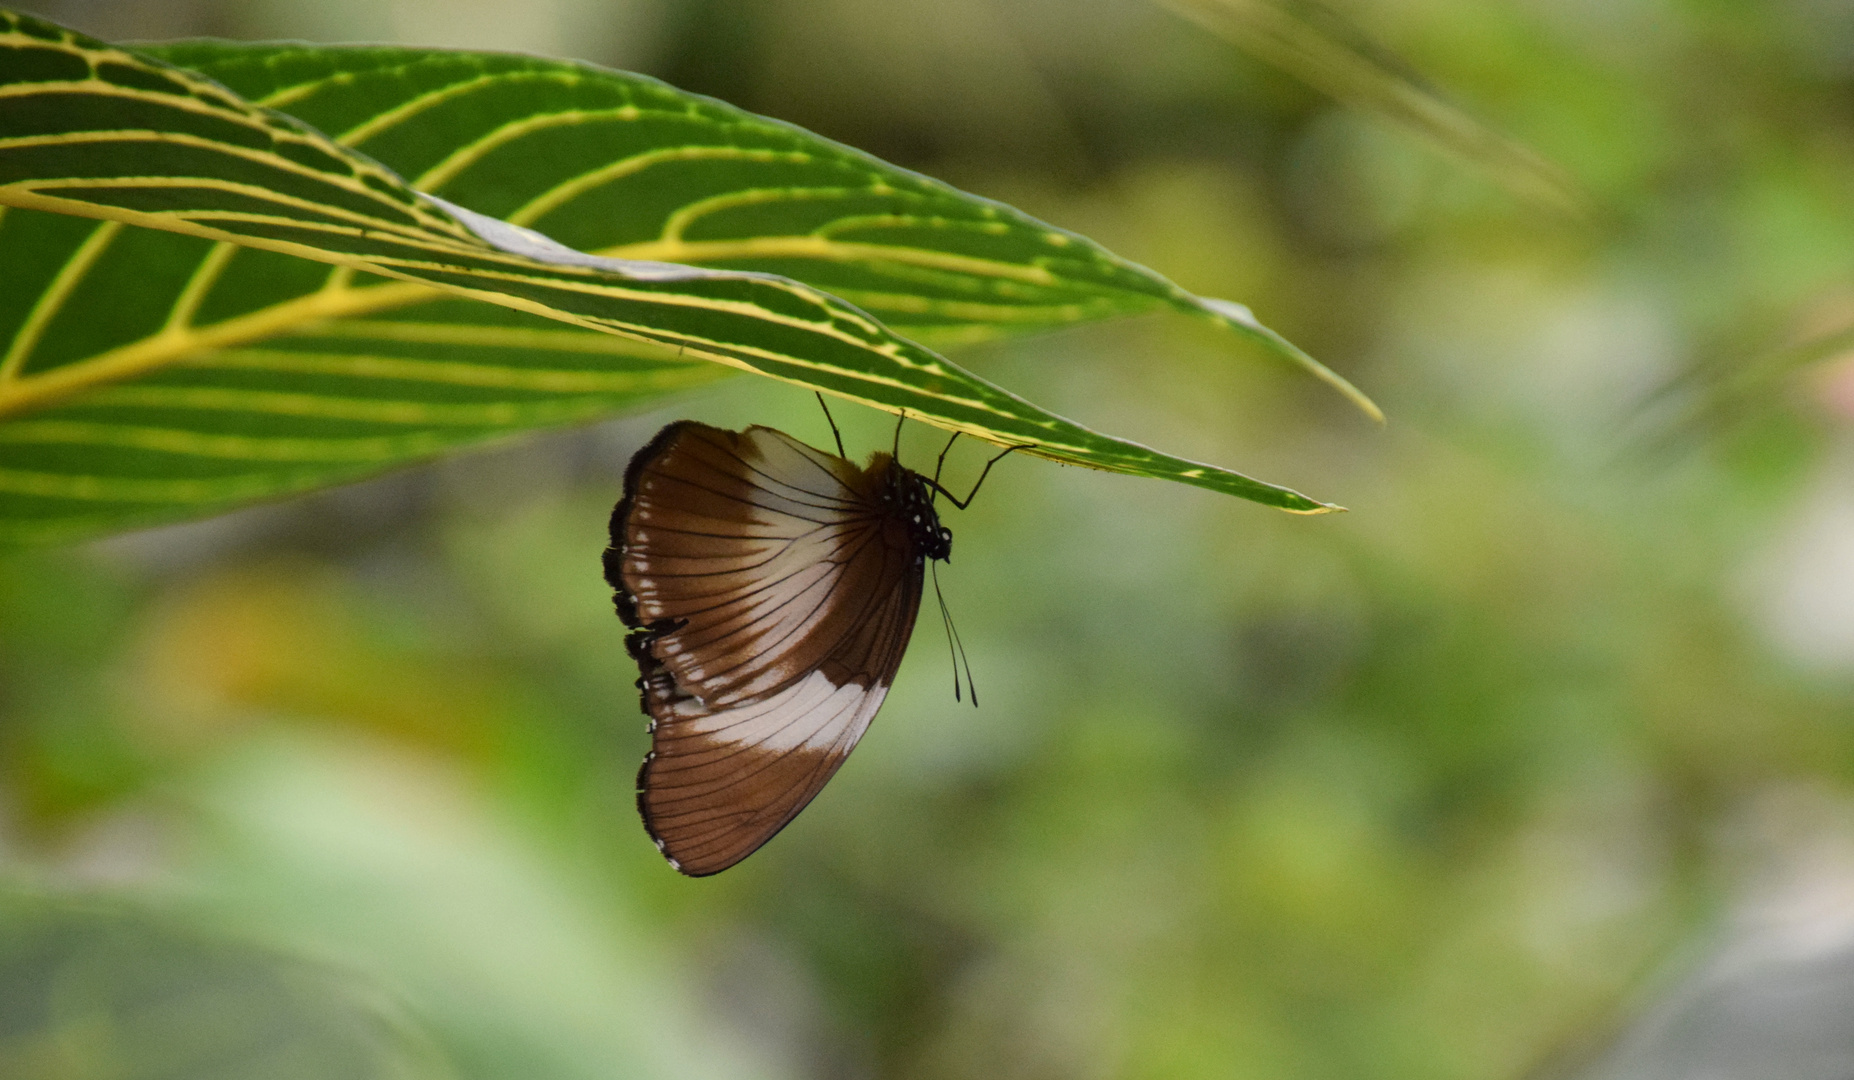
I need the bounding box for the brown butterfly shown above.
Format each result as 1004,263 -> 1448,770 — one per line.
604,403 -> 1015,875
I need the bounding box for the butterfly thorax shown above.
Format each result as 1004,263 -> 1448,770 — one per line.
865,453 -> 952,563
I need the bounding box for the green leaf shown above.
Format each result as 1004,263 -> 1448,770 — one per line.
0,206 -> 731,543
0,10 -> 1368,543
138,38 -> 1371,363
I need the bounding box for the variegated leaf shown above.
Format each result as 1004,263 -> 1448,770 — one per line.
0,10 -> 1368,542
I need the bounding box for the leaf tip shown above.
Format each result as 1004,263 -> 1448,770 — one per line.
1193,297 -> 1385,424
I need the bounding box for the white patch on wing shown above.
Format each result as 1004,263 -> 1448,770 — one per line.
676,670 -> 887,753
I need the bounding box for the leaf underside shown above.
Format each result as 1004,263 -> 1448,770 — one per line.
0,10 -> 1367,542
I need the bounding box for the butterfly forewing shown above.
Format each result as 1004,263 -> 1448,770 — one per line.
608,422 -> 933,875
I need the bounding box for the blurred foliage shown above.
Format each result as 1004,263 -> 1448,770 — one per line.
7,0 -> 1854,1078
0,891 -> 451,1080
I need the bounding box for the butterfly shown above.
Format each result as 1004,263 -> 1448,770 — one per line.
604,403 -> 1016,875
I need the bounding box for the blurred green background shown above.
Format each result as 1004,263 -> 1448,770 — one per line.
8,1 -> 1854,1077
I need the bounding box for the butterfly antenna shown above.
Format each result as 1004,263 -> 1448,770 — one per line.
892,410 -> 908,460
930,430 -> 961,505
949,584 -> 978,708
815,391 -> 846,458
931,562 -> 977,706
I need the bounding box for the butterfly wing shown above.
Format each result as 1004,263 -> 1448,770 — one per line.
606,422 -> 926,875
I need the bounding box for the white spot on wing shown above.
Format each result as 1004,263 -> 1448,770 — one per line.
685,670 -> 884,753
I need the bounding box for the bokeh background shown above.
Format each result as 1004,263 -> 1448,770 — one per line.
8,1 -> 1854,1077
